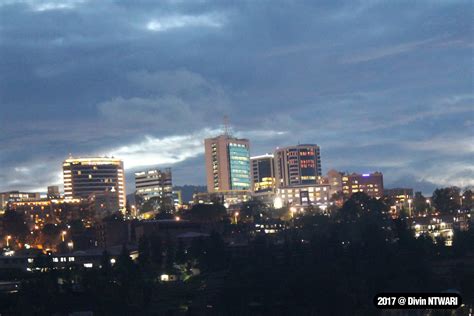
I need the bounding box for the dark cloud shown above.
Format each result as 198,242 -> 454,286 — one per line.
0,0 -> 472,195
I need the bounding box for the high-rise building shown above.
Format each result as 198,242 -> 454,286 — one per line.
204,134 -> 251,192
342,172 -> 384,199
274,144 -> 322,188
135,168 -> 173,201
251,154 -> 275,194
63,157 -> 126,211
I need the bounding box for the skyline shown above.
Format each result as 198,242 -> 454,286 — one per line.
0,0 -> 473,194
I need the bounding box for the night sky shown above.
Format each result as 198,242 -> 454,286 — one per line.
0,0 -> 472,195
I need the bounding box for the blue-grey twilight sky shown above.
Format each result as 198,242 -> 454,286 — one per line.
0,0 -> 472,195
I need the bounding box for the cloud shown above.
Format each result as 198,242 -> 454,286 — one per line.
98,69 -> 231,132
146,13 -> 224,32
419,163 -> 474,189
0,0 -> 87,11
107,129 -> 218,170
0,0 -> 472,195
340,38 -> 438,64
402,136 -> 474,156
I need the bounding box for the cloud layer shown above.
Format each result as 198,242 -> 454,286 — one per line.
0,0 -> 472,195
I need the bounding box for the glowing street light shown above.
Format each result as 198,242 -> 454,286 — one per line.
426,199 -> 431,213
61,231 -> 67,242
6,235 -> 11,248
290,207 -> 297,219
234,212 -> 239,224
274,197 -> 283,209
407,199 -> 412,217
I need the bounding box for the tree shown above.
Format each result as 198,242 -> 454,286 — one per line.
175,239 -> 186,264
432,187 -> 461,213
149,233 -> 163,266
462,190 -> 473,210
1,209 -> 29,243
187,203 -> 227,222
164,236 -> 176,272
138,236 -> 151,268
101,250 -> 112,275
141,196 -> 174,214
40,223 -> 62,248
240,198 -> 269,221
413,191 -> 428,214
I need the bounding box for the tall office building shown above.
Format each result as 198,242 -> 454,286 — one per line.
63,157 -> 126,211
251,154 -> 275,194
204,134 -> 251,192
342,172 -> 384,199
274,144 -> 322,188
135,168 -> 173,201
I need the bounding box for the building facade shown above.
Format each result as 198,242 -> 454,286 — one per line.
0,191 -> 41,211
135,168 -> 173,201
47,186 -> 61,199
204,134 -> 251,192
250,154 -> 276,195
342,172 -> 384,199
384,188 -> 413,205
276,184 -> 331,212
326,169 -> 344,197
274,144 -> 322,188
63,157 -> 126,212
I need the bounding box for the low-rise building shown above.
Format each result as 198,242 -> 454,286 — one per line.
275,184 -> 331,212
0,191 -> 41,211
342,172 -> 384,199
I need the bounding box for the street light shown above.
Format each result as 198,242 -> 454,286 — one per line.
274,197 -> 283,209
290,207 -> 297,219
6,235 -> 11,248
234,212 -> 239,224
61,231 -> 67,242
407,199 -> 412,217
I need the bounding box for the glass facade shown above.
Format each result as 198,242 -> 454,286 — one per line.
228,143 -> 250,190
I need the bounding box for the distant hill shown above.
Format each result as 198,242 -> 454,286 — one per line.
174,185 -> 207,203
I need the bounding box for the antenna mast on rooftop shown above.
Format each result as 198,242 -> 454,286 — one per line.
223,115 -> 231,136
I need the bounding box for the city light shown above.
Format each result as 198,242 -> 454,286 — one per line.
234,212 -> 239,224
273,197 -> 283,209
290,207 -> 296,219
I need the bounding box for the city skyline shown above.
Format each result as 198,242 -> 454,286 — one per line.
1,1 -> 473,195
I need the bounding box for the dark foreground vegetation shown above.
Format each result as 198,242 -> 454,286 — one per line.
0,192 -> 473,315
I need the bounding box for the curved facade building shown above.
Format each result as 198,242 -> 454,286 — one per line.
63,157 -> 126,212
